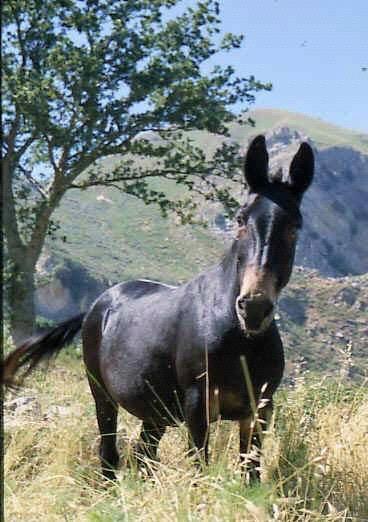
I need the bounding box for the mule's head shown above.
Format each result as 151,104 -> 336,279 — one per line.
235,135 -> 314,335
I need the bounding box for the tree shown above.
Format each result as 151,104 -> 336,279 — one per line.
2,0 -> 270,343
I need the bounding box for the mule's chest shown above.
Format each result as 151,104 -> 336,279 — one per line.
208,385 -> 251,421
206,348 -> 281,422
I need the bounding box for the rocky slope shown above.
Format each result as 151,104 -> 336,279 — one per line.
277,268 -> 367,381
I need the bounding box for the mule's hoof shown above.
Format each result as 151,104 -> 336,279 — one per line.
241,463 -> 261,485
102,468 -> 117,481
247,468 -> 261,485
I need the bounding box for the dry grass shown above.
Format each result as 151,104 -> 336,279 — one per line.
4,353 -> 368,522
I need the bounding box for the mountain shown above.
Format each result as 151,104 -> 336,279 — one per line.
46,110 -> 368,281
194,111 -> 368,276
34,109 -> 367,378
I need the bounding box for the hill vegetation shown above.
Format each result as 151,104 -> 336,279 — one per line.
49,183 -> 223,286
277,269 -> 367,382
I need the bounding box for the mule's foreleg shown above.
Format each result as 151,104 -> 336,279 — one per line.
239,402 -> 273,483
185,384 -> 209,467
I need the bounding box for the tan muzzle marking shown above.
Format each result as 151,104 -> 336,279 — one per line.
238,267 -> 277,303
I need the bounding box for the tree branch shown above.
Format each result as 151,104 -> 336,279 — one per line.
69,167 -> 204,189
3,113 -> 20,158
18,166 -> 48,199
2,156 -> 25,255
44,134 -> 58,173
2,111 -> 24,253
13,134 -> 37,163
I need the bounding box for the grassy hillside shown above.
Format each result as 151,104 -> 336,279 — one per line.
187,108 -> 368,156
51,183 -> 224,286
4,351 -> 368,521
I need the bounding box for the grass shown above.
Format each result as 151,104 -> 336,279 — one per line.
4,349 -> 368,522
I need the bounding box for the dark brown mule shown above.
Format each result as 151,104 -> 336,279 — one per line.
3,136 -> 314,482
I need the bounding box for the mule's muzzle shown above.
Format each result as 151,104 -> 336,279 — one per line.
236,294 -> 274,334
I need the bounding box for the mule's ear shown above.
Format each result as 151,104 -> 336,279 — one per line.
288,142 -> 314,197
244,135 -> 269,192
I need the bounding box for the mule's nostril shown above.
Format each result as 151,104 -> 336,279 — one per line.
236,295 -> 274,331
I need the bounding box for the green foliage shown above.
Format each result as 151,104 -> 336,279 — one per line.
3,0 -> 268,241
3,0 -> 269,338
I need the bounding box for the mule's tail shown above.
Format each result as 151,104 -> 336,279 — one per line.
2,313 -> 85,387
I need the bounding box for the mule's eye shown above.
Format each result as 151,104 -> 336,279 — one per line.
236,215 -> 243,226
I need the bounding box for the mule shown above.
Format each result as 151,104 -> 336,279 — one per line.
3,135 -> 314,482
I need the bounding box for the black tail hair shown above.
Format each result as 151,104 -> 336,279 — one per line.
2,313 -> 85,387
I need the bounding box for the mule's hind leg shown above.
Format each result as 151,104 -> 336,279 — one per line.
88,375 -> 119,480
134,421 -> 166,470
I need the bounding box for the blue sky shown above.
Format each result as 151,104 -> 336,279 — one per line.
213,0 -> 367,132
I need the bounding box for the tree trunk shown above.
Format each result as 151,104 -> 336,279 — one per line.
6,259 -> 37,345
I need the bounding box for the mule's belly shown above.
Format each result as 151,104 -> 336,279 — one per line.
117,391 -> 183,426
102,354 -> 183,425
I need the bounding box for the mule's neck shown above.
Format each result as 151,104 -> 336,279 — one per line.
219,240 -> 241,301
200,240 -> 241,329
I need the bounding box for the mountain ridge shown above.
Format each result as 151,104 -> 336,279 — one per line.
239,108 -> 368,153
